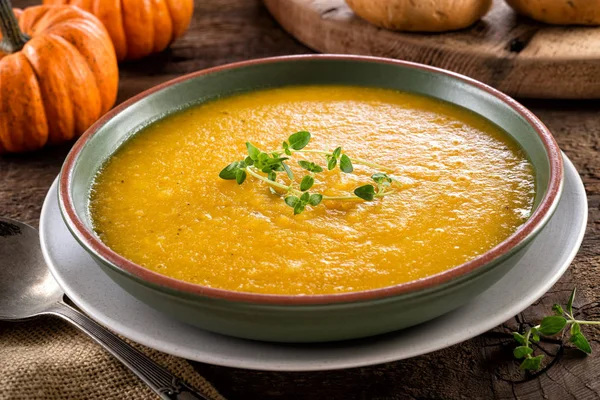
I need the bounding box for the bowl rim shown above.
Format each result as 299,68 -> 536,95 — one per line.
59,54 -> 564,305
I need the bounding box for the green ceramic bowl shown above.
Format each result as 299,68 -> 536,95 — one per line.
59,55 -> 563,342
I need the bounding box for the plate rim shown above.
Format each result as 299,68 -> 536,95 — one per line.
40,154 -> 587,371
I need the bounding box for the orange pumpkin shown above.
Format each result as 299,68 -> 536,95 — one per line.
0,4 -> 118,154
43,0 -> 194,61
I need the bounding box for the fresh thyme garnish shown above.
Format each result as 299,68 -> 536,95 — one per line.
513,288 -> 599,371
219,131 -> 398,214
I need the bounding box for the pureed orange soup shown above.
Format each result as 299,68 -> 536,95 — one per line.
89,86 -> 535,295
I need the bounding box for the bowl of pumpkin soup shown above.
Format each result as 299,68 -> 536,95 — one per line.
59,55 -> 562,342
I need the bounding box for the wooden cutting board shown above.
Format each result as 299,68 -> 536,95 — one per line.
263,0 -> 600,99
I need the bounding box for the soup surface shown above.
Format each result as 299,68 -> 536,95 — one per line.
90,86 -> 535,295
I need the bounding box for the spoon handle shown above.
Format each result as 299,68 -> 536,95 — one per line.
46,301 -> 213,400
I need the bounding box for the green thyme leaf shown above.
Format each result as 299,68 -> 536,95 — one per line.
298,160 -> 323,173
300,192 -> 310,203
311,163 -> 323,173
282,162 -> 294,180
265,157 -> 288,166
520,355 -> 544,371
298,160 -> 313,171
372,173 -> 386,183
571,322 -> 581,335
327,155 -> 337,171
268,171 -> 276,181
354,185 -> 376,201
340,154 -> 353,173
219,162 -> 239,180
333,147 -> 342,158
285,196 -> 299,208
235,170 -> 246,185
512,332 -> 526,345
552,304 -> 564,316
293,202 -> 305,215
567,288 -> 576,315
288,131 -> 311,150
300,175 -> 315,191
282,141 -> 292,156
309,194 -> 323,206
538,316 -> 567,336
372,172 -> 392,184
513,346 -> 533,359
257,152 -> 269,163
570,332 -> 592,354
246,142 -> 260,160
244,156 -> 254,166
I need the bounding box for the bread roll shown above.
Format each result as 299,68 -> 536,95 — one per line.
506,0 -> 600,25
345,0 -> 493,32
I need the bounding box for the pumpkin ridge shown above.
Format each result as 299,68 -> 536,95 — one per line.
17,5 -> 52,37
34,5 -> 82,30
44,18 -> 117,113
46,32 -> 102,135
161,0 -> 175,45
165,0 -> 193,41
18,52 -> 49,151
150,0 -> 173,53
121,0 -> 154,60
0,52 -> 49,153
0,56 -> 18,151
21,35 -> 75,144
20,52 -> 49,151
92,0 -> 128,61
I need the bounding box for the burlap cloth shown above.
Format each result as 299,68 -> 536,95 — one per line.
0,317 -> 226,400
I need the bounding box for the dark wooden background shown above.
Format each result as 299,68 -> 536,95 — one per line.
2,0 -> 599,398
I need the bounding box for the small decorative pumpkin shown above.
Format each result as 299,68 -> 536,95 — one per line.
0,3 -> 118,154
506,0 -> 600,25
345,0 -> 493,32
44,0 -> 194,61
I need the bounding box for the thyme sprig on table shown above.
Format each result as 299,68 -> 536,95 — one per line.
219,131 -> 398,214
513,288 -> 599,371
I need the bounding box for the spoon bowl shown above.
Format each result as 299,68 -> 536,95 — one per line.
0,218 -> 63,320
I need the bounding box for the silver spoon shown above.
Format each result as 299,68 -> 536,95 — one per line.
0,217 -> 212,400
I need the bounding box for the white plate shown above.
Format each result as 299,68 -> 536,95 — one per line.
40,154 -> 586,372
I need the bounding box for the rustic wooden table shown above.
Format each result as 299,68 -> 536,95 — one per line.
3,0 -> 599,398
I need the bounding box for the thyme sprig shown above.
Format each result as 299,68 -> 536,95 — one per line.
219,131 -> 398,214
513,288 -> 599,371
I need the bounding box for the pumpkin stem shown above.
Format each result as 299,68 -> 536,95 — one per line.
0,0 -> 29,54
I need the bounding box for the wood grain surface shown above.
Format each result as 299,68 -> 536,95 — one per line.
2,0 -> 600,399
263,0 -> 600,99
